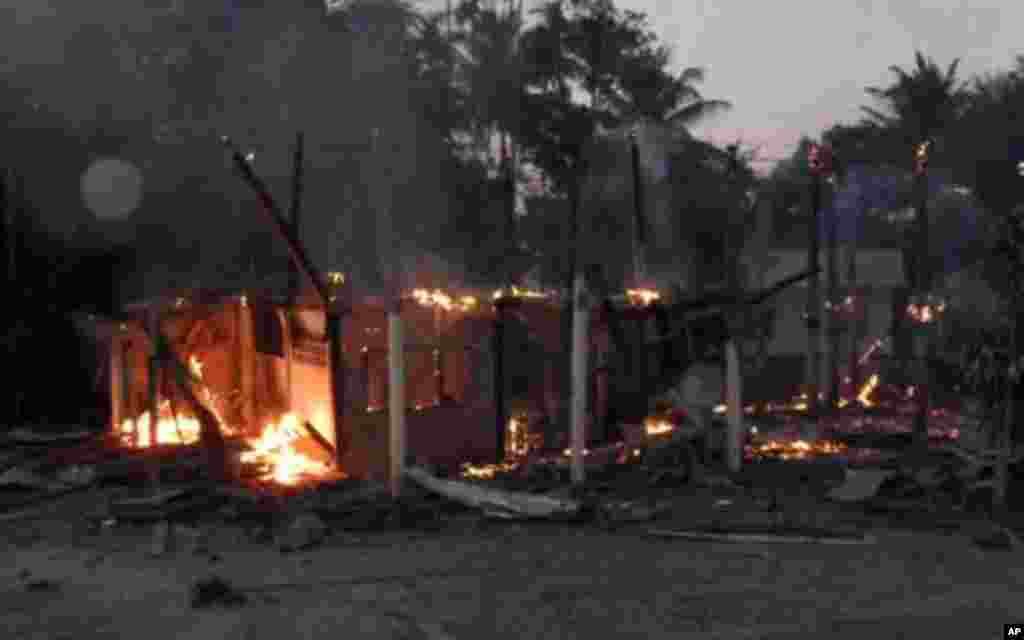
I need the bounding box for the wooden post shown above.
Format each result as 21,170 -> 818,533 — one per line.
724,340 -> 743,472
493,297 -> 508,463
124,340 -> 138,445
326,306 -> 347,469
388,302 -> 405,497
559,165 -> 581,450
110,337 -> 124,436
279,308 -> 294,412
826,180 -> 841,413
146,310 -> 161,486
237,299 -> 255,433
848,198 -> 862,399
435,306 -> 446,405
361,347 -> 371,411
570,271 -> 590,486
806,171 -> 822,415
288,132 -> 304,306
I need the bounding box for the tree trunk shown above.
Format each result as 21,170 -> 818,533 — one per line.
912,168 -> 931,447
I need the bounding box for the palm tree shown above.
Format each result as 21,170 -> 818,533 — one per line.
862,50 -> 967,445
610,49 -> 731,132
862,51 -> 968,149
452,0 -> 525,169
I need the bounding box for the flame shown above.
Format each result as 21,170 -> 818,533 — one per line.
411,288 -> 477,312
461,462 -> 518,480
626,288 -> 660,306
906,301 -> 945,324
239,413 -> 331,485
492,286 -> 549,301
120,355 -> 331,485
644,418 -> 675,436
856,373 -> 879,407
506,414 -> 530,458
121,402 -> 204,448
748,438 -> 847,460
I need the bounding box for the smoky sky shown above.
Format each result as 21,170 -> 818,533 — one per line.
419,0 -> 1023,170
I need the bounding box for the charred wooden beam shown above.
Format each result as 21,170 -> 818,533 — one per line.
326,311 -> 347,467
288,132 -> 304,306
303,420 -> 337,461
221,136 -> 329,307
143,325 -> 230,482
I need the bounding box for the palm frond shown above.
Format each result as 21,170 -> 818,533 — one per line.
666,99 -> 731,127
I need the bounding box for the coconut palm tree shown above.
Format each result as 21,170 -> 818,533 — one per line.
452,0 -> 525,169
862,50 -> 968,444
862,51 -> 968,149
609,48 -> 731,133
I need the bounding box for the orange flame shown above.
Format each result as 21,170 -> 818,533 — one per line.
120,355 -> 332,485
239,413 -> 331,485
644,418 -> 675,436
626,288 -> 661,307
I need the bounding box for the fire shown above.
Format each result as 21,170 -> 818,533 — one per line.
120,402 -> 204,448
644,418 -> 675,436
411,288 -> 477,312
747,438 -> 847,460
239,413 -> 331,485
856,373 -> 879,407
626,288 -> 660,306
492,286 -> 549,301
461,462 -> 518,480
506,414 -> 530,458
120,355 -> 331,485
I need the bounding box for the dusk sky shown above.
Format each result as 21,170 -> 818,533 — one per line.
557,0 -> 1023,170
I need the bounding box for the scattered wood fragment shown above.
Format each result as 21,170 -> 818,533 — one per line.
3,428 -> 98,445
647,527 -> 875,545
406,466 -> 580,520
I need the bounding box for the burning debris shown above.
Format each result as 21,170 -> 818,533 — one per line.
117,353 -> 335,486
644,417 -> 675,437
625,288 -> 661,307
238,414 -> 334,485
410,288 -> 478,312
746,438 -> 848,461
491,286 -> 551,301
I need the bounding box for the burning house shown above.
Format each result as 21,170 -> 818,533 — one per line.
78,273 -> 741,486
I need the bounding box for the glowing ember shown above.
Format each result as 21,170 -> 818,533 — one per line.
644,418 -> 675,436
120,355 -> 331,485
461,462 -> 518,480
411,288 -> 477,312
626,288 -> 660,306
747,438 -> 847,460
492,286 -> 549,301
856,373 -> 880,407
506,414 -> 530,458
562,448 -> 592,456
239,413 -> 332,485
120,402 -> 204,448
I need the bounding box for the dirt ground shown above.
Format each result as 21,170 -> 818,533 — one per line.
2,488 -> 1022,640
